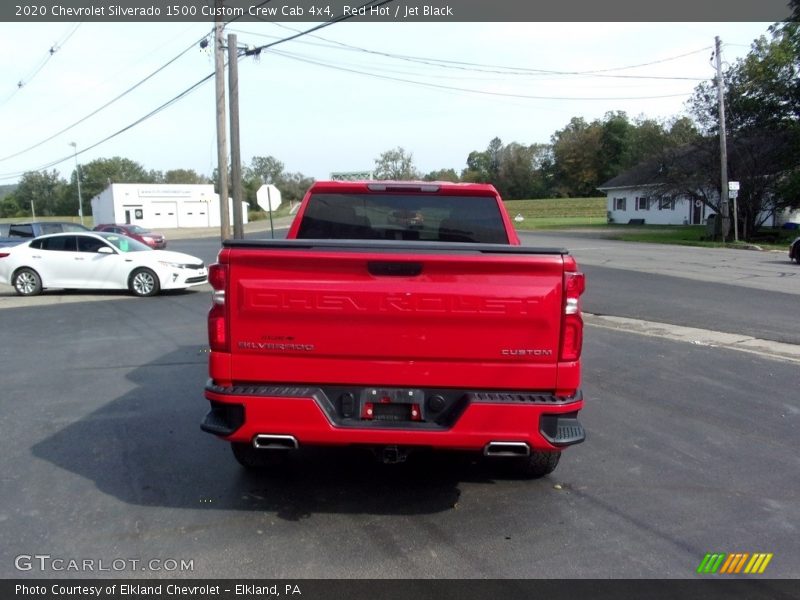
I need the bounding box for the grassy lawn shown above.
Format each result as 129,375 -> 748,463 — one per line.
504,197 -> 607,229
609,225 -> 797,251
0,215 -> 93,226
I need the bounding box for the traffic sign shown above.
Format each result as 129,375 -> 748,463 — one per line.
256,184 -> 282,212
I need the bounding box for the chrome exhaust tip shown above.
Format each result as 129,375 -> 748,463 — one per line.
253,434 -> 299,450
483,441 -> 530,457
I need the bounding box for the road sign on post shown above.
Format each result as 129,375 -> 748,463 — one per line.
256,184 -> 282,239
729,181 -> 740,241
256,184 -> 282,212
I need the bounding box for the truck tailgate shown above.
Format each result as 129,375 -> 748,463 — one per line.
224,241 -> 566,390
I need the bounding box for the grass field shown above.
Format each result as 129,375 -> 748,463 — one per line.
610,225 -> 797,250
0,215 -> 89,224
504,197 -> 607,228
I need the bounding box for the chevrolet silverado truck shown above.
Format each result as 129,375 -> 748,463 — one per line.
201,181 -> 586,477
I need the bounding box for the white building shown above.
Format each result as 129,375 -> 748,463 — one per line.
599,183 -> 709,225
598,161 -> 799,227
90,183 -> 248,229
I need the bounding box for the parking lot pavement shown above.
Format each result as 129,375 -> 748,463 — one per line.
520,230 -> 800,296
161,217 -> 294,240
1,296 -> 797,578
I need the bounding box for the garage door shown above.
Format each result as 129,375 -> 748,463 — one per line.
150,202 -> 179,228
178,201 -> 209,228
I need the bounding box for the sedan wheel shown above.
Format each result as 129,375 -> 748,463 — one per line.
13,268 -> 43,296
129,268 -> 160,297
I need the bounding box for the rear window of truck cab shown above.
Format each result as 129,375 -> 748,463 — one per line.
297,193 -> 509,243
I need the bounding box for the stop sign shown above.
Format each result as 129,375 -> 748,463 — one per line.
256,184 -> 282,212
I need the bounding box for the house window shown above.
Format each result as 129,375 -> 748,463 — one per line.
614,197 -> 626,211
636,197 -> 650,211
658,199 -> 675,211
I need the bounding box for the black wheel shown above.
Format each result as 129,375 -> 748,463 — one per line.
505,450 -> 561,479
128,268 -> 160,297
231,442 -> 289,470
12,267 -> 42,296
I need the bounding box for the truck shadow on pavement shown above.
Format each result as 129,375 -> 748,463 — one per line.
30,345 -> 532,520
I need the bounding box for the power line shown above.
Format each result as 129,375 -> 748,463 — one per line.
243,0 -> 396,56
0,71 -> 215,181
244,41 -> 700,87
266,48 -> 694,102
243,23 -> 709,80
0,2 -> 381,181
0,23 -> 82,108
0,31 -> 212,164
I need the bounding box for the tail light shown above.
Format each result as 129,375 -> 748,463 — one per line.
208,263 -> 229,352
559,258 -> 585,362
0,253 -> 9,259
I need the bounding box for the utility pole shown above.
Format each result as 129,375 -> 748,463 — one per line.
214,0 -> 231,240
70,141 -> 84,225
228,33 -> 244,240
715,36 -> 730,241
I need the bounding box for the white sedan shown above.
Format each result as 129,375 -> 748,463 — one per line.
0,231 -> 207,297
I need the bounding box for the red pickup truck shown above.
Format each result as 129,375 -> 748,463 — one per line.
201,181 -> 585,477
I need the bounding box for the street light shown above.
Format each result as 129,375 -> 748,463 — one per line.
69,142 -> 84,225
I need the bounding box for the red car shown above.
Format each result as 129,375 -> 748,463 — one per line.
93,224 -> 167,249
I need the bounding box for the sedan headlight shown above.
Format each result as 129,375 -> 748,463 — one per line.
158,261 -> 188,269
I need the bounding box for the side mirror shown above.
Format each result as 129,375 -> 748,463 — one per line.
97,247 -> 115,254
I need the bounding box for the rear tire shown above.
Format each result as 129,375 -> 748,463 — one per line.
507,450 -> 561,479
13,268 -> 42,296
231,442 -> 289,470
129,268 -> 160,297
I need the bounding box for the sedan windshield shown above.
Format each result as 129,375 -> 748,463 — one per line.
97,232 -> 151,253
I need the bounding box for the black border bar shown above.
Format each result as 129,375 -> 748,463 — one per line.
3,0 -> 794,23
3,579 -> 800,600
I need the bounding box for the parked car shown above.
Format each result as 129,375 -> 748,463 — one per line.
93,223 -> 167,249
790,236 -> 800,264
0,232 -> 206,297
0,221 -> 90,248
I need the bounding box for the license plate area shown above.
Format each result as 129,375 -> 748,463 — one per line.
360,388 -> 425,422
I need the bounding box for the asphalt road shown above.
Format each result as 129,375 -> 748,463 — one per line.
0,232 -> 798,579
0,291 -> 797,578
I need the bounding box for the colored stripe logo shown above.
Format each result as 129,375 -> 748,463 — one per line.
697,553 -> 773,574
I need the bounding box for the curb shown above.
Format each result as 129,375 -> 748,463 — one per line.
585,313 -> 800,365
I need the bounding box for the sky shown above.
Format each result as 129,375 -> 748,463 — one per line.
0,20 -> 779,185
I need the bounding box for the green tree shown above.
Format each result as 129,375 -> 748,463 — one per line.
248,156 -> 285,185
70,157 -> 157,215
599,111 -> 634,183
495,143 -> 537,199
373,147 -> 420,180
10,170 -> 67,217
423,168 -> 460,182
461,137 -> 504,184
0,195 -> 21,218
163,169 -> 209,184
278,172 -> 315,206
683,22 -> 800,238
551,117 -> 604,197
461,139 -> 555,198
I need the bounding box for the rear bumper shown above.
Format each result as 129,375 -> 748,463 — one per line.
202,382 -> 585,452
